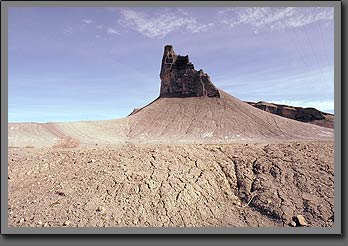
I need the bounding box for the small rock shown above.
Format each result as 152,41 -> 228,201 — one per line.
19,218 -> 25,224
233,201 -> 241,206
63,220 -> 71,226
56,191 -> 66,196
296,215 -> 308,226
96,206 -> 106,213
38,221 -> 43,226
290,221 -> 297,227
43,222 -> 49,227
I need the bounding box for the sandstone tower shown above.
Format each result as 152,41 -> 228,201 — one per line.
159,45 -> 220,98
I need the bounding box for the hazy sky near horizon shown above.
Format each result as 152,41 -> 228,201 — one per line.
8,7 -> 334,122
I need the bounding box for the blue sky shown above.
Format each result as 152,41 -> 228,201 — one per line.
8,7 -> 334,123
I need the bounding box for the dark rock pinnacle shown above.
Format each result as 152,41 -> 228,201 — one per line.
159,45 -> 220,98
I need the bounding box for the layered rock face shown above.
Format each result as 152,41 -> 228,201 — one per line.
159,45 -> 220,98
246,101 -> 325,121
246,101 -> 334,128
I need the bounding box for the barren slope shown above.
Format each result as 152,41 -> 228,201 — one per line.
9,118 -> 129,148
9,90 -> 333,148
126,90 -> 333,143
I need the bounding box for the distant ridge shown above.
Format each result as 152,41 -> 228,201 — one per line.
245,101 -> 334,129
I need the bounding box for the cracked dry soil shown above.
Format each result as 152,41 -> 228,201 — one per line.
8,141 -> 334,227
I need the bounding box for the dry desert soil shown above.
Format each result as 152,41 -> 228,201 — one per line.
8,141 -> 334,228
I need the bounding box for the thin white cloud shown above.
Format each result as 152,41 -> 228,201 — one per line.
118,9 -> 214,39
107,27 -> 120,35
219,7 -> 333,33
82,19 -> 93,24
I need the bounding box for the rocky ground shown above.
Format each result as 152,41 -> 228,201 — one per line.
8,141 -> 334,228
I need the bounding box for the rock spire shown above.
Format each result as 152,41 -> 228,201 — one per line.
159,45 -> 220,98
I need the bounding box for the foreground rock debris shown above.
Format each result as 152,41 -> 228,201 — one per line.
8,45 -> 334,228
8,142 -> 334,227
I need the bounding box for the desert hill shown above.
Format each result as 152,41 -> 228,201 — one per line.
8,45 -> 333,148
126,90 -> 333,143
